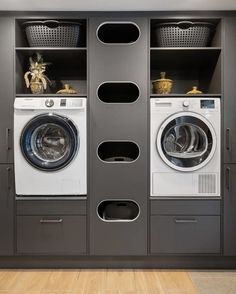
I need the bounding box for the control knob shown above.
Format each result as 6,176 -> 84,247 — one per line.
45,99 -> 54,108
183,100 -> 189,108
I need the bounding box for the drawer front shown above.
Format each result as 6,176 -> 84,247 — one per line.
151,200 -> 221,215
17,216 -> 86,255
151,215 -> 220,254
16,200 -> 86,215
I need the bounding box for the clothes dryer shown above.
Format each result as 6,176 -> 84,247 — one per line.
150,97 -> 220,197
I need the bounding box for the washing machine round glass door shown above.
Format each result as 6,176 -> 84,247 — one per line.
20,113 -> 79,171
156,112 -> 216,171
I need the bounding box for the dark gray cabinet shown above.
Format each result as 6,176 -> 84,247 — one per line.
151,215 -> 220,254
89,17 -> 148,255
0,18 -> 14,163
17,215 -> 86,255
16,200 -> 87,255
0,165 -> 14,255
223,164 -> 236,255
150,200 -> 221,255
223,18 -> 236,256
224,17 -> 236,163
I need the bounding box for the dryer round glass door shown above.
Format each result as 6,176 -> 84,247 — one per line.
156,112 -> 216,171
20,113 -> 79,171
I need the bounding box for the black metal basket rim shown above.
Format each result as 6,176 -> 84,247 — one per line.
22,20 -> 83,27
155,21 -> 215,28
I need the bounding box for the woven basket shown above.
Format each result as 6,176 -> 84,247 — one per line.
23,20 -> 82,47
154,21 -> 214,47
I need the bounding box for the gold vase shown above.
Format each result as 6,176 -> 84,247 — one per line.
152,72 -> 173,94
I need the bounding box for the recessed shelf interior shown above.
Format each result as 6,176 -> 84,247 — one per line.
15,49 -> 87,95
97,22 -> 140,44
15,19 -> 87,47
97,141 -> 139,163
97,82 -> 140,103
97,200 -> 139,221
150,18 -> 221,47
150,48 -> 221,94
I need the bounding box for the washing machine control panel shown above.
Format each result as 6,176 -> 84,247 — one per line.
14,97 -> 86,110
45,99 -> 54,108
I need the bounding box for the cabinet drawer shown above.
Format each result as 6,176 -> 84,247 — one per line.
17,215 -> 86,255
151,200 -> 221,215
151,215 -> 220,254
16,200 -> 86,215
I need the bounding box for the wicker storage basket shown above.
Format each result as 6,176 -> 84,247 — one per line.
154,21 -> 214,47
23,20 -> 82,47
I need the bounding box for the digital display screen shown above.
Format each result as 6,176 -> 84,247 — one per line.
60,99 -> 66,107
200,100 -> 215,109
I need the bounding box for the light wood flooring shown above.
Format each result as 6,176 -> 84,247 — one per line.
0,269 -> 199,294
1,269 -> 236,294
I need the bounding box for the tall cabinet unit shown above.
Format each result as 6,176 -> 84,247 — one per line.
0,17 -> 14,255
14,18 -> 88,255
223,17 -> 236,256
89,18 -> 148,255
149,18 -> 222,255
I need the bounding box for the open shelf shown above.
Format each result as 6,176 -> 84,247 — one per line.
150,47 -> 221,95
97,200 -> 140,222
15,48 -> 87,95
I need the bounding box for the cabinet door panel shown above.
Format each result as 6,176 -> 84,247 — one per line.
17,215 -> 86,255
224,17 -> 236,163
0,18 -> 14,163
0,165 -> 14,255
224,164 -> 236,255
151,215 -> 220,254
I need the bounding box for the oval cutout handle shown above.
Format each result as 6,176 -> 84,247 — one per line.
177,21 -> 194,30
42,20 -> 60,29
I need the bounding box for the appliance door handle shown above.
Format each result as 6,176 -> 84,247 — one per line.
6,167 -> 11,191
226,128 -> 231,151
226,167 -> 231,191
40,218 -> 63,224
6,128 -> 11,151
174,218 -> 198,224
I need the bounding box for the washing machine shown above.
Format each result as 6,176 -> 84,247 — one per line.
150,97 -> 221,197
14,97 -> 87,196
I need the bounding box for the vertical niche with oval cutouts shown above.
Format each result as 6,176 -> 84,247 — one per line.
97,82 -> 140,103
97,141 -> 140,163
97,22 -> 141,44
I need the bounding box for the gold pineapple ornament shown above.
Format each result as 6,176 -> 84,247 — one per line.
24,53 -> 51,94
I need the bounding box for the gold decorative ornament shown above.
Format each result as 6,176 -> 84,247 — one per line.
56,84 -> 77,94
152,72 -> 173,94
24,53 -> 51,94
187,86 -> 203,95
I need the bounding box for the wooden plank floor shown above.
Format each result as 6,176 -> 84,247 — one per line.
0,269 -> 198,294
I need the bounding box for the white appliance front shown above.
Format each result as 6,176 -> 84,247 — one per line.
150,97 -> 221,197
14,97 -> 87,196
